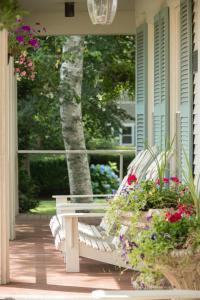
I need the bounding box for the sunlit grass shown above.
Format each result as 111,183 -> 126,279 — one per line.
29,197 -> 110,215
30,200 -> 56,215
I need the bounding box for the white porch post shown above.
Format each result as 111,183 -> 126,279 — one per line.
9,57 -> 18,240
0,29 -> 10,284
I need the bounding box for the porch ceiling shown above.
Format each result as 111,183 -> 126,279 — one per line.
18,0 -> 135,35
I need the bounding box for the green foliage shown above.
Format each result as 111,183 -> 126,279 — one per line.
30,156 -> 69,197
90,163 -> 120,194
82,35 -> 135,140
29,156 -> 124,197
181,149 -> 200,217
89,153 -> 134,174
0,0 -> 25,30
18,169 -> 39,212
106,178 -> 193,218
127,213 -> 200,272
18,35 -> 135,150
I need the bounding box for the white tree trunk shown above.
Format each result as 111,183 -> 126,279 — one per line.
60,36 -> 93,202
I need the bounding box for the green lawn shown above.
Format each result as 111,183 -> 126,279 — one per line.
30,200 -> 56,215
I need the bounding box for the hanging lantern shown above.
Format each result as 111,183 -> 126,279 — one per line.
87,0 -> 118,25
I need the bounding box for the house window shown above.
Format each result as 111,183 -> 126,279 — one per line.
120,124 -> 135,146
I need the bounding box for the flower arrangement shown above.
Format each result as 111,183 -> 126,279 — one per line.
105,174 -> 193,233
8,20 -> 46,80
106,146 -> 200,289
8,20 -> 44,56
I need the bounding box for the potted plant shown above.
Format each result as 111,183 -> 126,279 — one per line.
106,148 -> 200,289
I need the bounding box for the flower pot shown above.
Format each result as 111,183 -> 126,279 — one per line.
156,248 -> 200,290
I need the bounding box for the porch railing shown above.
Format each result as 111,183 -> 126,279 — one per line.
18,148 -> 135,183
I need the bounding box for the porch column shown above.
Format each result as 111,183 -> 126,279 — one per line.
0,29 -> 10,284
9,57 -> 18,240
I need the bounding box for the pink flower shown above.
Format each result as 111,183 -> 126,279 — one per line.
30,74 -> 35,80
20,71 -> 26,77
156,179 -> 160,185
127,175 -> 137,185
15,68 -> 20,73
28,62 -> 33,67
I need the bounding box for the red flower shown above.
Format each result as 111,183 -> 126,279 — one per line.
171,176 -> 180,184
156,178 -> 169,184
127,175 -> 137,185
166,211 -> 182,223
178,204 -> 193,216
165,204 -> 193,223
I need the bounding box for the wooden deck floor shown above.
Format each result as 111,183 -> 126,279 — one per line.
0,216 -> 133,297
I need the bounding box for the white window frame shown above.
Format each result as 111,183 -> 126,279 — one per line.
119,123 -> 135,146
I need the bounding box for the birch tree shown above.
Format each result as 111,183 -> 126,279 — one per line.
59,36 -> 93,201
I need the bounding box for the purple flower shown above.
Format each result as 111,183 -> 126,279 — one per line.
143,225 -> 150,230
140,253 -> 145,260
146,214 -> 152,222
119,234 -> 124,242
28,39 -> 40,48
151,233 -> 157,240
16,36 -> 24,44
21,25 -> 31,31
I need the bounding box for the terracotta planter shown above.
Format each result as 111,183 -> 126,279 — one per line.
156,248 -> 200,290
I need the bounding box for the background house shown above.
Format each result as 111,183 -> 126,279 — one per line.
117,93 -> 135,147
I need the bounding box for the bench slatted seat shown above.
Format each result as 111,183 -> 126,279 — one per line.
50,148 -> 159,242
50,149 -> 173,272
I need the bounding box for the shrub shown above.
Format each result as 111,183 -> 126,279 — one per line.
30,154 -> 134,197
90,162 -> 120,194
30,156 -> 69,197
18,169 -> 39,213
89,153 -> 134,175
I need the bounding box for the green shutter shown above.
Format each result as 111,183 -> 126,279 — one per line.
136,23 -> 148,153
153,7 -> 169,151
180,0 -> 193,175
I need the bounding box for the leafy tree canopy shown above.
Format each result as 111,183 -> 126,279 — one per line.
18,35 -> 135,150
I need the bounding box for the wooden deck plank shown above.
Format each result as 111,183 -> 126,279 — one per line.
0,215 -> 133,296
